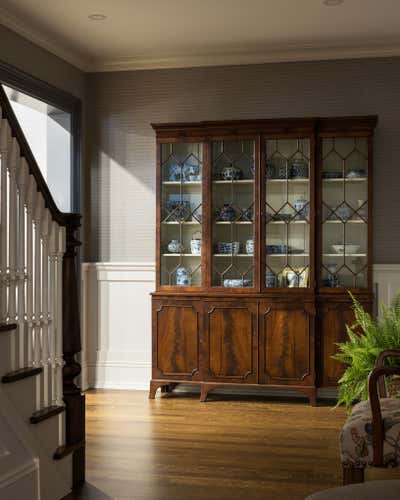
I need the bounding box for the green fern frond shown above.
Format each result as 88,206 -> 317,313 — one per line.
334,290 -> 400,412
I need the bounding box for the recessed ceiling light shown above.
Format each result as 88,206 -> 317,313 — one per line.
88,14 -> 107,21
323,0 -> 344,5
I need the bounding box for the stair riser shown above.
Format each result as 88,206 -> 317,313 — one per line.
0,331 -> 13,376
3,376 -> 38,423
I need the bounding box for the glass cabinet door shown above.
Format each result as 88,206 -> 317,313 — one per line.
211,139 -> 255,288
160,142 -> 203,286
265,138 -> 311,288
321,137 -> 369,289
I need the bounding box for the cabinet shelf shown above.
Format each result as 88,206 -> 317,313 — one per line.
162,253 -> 201,257
267,253 -> 309,257
267,178 -> 309,183
324,219 -> 366,224
267,220 -> 308,225
323,253 -> 367,257
322,177 -> 367,183
214,221 -> 253,225
213,179 -> 253,184
162,181 -> 201,186
162,221 -> 200,225
214,253 -> 252,257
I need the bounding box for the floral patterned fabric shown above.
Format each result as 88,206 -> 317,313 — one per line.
340,398 -> 400,467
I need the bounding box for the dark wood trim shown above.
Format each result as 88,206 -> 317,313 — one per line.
54,440 -> 85,461
369,349 -> 400,465
62,216 -> 85,488
0,60 -> 82,213
342,465 -> 365,485
152,116 -> 377,139
30,405 -> 65,424
375,349 -> 400,396
0,85 -> 80,224
254,135 -> 261,292
0,323 -> 17,332
155,141 -> 161,289
2,367 -> 42,383
368,364 -> 400,466
203,142 -> 212,289
368,136 -> 374,290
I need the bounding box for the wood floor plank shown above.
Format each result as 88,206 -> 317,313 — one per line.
66,390 -> 400,500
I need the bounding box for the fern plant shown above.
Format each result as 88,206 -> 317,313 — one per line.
334,291 -> 400,411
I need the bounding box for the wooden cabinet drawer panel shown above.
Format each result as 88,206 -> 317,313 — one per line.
260,304 -> 314,386
153,302 -> 200,379
204,303 -> 257,383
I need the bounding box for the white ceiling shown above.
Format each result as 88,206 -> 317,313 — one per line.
1,0 -> 400,72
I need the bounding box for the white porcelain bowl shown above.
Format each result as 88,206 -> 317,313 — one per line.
332,244 -> 360,254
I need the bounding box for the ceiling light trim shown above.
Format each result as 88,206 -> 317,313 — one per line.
89,42 -> 400,73
0,6 -> 89,71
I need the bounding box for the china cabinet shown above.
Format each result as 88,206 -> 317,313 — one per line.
150,116 -> 377,404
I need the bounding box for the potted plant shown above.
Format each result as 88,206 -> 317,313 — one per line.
334,292 -> 400,412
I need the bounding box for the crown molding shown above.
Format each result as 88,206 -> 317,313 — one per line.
89,41 -> 400,72
1,5 -> 400,74
0,7 -> 88,71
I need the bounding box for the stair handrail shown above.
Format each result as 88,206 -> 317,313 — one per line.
0,84 -> 85,488
0,84 -> 78,226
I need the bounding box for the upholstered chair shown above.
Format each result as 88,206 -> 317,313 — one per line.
339,350 -> 400,484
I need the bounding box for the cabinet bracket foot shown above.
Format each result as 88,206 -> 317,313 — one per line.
149,380 -> 170,399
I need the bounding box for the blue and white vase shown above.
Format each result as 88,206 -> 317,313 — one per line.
266,271 -> 276,287
176,266 -> 190,286
167,240 -> 184,253
190,232 -> 202,255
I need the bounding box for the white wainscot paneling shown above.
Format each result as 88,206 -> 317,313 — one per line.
81,263 -> 400,391
81,263 -> 155,390
373,264 -> 400,312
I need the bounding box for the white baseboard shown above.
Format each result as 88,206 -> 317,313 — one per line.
81,262 -> 400,391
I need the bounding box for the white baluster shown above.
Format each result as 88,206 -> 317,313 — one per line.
49,221 -> 58,405
16,159 -> 28,369
25,176 -> 36,367
8,138 -> 20,371
33,196 -> 44,410
40,208 -> 51,408
55,225 -> 65,408
0,119 -> 11,322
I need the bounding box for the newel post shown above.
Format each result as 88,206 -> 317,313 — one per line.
62,213 -> 85,488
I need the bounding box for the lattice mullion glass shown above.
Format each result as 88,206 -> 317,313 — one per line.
265,138 -> 311,288
321,136 -> 368,288
211,140 -> 255,288
160,142 -> 203,286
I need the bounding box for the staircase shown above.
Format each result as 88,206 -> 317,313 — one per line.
0,85 -> 84,499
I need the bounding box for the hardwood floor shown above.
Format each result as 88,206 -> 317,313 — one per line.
66,390 -> 400,500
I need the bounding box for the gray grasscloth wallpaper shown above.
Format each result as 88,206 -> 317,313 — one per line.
0,24 -> 85,99
0,24 -> 89,234
88,57 -> 400,263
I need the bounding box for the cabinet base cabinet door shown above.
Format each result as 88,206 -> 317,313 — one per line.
318,301 -> 372,387
203,302 -> 258,383
152,300 -> 201,380
259,303 -> 315,386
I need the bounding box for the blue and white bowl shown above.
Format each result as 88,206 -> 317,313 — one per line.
223,279 -> 252,288
218,241 -> 240,254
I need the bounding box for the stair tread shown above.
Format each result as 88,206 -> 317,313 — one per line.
31,405 -> 65,424
54,440 -> 85,460
2,366 -> 43,383
0,323 -> 17,332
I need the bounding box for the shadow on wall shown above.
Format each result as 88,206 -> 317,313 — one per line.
87,58 -> 400,264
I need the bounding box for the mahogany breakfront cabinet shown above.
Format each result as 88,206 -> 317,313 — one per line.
149,116 -> 377,404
